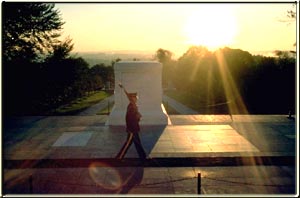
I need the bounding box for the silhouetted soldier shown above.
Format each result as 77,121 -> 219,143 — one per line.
116,83 -> 147,160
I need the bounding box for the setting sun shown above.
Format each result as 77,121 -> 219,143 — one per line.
183,6 -> 238,49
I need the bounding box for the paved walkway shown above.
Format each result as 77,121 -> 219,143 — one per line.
162,95 -> 199,114
78,95 -> 115,115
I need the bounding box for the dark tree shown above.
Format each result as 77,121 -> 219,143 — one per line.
155,48 -> 173,63
111,58 -> 122,67
90,64 -> 114,90
45,37 -> 74,63
155,48 -> 176,88
2,2 -> 75,115
2,2 -> 64,62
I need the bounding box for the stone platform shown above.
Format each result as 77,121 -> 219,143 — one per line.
3,115 -> 295,162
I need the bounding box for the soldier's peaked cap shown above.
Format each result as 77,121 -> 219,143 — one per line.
128,93 -> 138,97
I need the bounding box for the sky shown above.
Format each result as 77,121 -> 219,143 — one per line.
55,2 -> 297,58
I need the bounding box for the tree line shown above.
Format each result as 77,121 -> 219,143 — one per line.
2,3 -> 114,115
156,47 -> 296,114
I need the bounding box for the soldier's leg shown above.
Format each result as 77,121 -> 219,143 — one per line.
133,133 -> 147,159
116,132 -> 134,159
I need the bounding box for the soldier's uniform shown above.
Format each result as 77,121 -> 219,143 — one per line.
116,93 -> 147,160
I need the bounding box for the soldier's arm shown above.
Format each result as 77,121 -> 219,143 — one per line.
119,83 -> 130,100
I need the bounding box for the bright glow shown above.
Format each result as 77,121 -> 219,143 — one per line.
215,50 -> 248,115
183,6 -> 238,50
55,3 -> 296,57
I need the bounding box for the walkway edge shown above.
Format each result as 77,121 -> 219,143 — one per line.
4,156 -> 295,169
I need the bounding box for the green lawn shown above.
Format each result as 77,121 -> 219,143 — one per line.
54,91 -> 112,115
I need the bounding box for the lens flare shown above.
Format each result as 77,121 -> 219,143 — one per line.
88,162 -> 122,191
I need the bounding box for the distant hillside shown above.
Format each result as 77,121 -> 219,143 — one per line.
73,50 -> 155,67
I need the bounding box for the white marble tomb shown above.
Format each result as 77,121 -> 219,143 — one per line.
106,61 -> 170,125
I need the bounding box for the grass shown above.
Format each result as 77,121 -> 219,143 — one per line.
54,91 -> 112,115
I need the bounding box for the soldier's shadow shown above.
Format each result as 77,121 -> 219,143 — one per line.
111,125 -> 167,158
117,166 -> 144,194
139,125 -> 167,157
